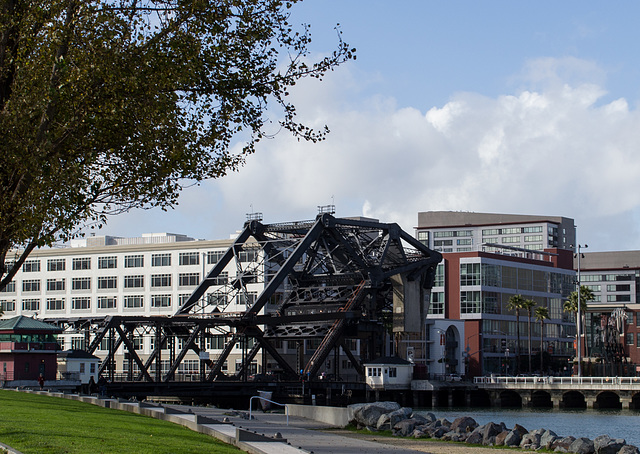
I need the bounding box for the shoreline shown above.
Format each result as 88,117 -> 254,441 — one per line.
322,429 -> 523,454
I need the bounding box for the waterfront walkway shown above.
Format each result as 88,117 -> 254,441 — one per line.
16,390 -> 427,454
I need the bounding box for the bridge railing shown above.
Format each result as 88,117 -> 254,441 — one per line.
474,376 -> 640,385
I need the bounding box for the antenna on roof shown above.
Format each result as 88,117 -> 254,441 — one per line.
246,204 -> 263,222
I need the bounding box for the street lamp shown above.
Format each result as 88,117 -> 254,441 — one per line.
571,241 -> 588,377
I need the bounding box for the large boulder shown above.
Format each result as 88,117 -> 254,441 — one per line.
569,437 -> 595,454
348,402 -> 401,428
593,435 -> 626,454
619,446 -> 640,454
540,429 -> 559,450
494,430 -> 509,446
482,422 -> 503,446
520,431 -> 542,450
551,436 -> 576,452
376,407 -> 412,431
503,429 -> 523,447
450,416 -> 478,433
393,418 -> 424,437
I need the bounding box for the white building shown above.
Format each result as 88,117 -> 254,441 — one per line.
0,232 -> 362,379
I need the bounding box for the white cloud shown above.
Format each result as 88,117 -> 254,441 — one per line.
99,57 -> 640,252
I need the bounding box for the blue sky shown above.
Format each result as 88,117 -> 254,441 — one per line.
97,1 -> 640,252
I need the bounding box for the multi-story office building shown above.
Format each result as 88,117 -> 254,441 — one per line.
578,251 -> 640,368
416,211 -> 575,254
0,232 -> 362,379
424,248 -> 576,378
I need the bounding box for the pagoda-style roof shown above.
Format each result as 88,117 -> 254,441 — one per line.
0,316 -> 62,333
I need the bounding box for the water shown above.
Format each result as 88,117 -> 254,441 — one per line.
415,407 -> 640,446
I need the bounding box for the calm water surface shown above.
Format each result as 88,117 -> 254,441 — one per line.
416,408 -> 640,446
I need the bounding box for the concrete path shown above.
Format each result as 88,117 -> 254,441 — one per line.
166,404 -> 428,454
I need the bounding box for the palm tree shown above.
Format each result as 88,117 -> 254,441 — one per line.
522,299 -> 536,374
534,306 -> 550,374
564,285 -> 595,359
507,294 -> 526,374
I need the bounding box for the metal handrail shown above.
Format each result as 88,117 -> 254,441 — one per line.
249,396 -> 289,426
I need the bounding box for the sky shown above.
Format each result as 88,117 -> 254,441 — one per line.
96,1 -> 640,252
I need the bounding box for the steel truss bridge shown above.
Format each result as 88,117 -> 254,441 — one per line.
47,214 -> 442,384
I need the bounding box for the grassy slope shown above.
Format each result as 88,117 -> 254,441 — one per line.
0,390 -> 241,454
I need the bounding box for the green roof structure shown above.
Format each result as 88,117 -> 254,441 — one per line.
0,316 -> 62,333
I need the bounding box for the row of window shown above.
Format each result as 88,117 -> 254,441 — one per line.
5,273 -> 205,293
482,226 -> 544,235
459,262 -> 574,295
1,291 -> 260,313
580,274 -> 634,282
14,250 -> 259,274
6,295 -> 178,311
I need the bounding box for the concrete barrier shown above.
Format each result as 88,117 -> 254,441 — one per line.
286,404 -> 351,427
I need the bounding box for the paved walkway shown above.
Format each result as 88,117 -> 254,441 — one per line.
165,403 -> 428,454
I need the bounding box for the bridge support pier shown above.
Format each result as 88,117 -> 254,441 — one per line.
519,391 -> 531,408
585,396 -> 596,409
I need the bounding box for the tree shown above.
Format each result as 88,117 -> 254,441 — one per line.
534,305 -> 549,374
522,299 -> 536,374
564,285 -> 595,359
507,294 -> 526,374
0,0 -> 355,289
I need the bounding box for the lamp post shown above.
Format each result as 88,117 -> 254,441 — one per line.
571,241 -> 588,377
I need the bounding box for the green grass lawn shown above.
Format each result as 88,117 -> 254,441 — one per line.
0,390 -> 242,454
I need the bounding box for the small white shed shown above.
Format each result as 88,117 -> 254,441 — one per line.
364,356 -> 413,390
57,350 -> 100,385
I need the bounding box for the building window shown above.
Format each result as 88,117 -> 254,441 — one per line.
178,273 -> 200,287
460,263 -> 480,286
524,235 -> 543,242
627,333 -> 634,345
607,295 -> 631,302
501,236 -> 520,243
212,272 -> 228,285
179,252 -> 199,266
46,298 -> 65,311
151,294 -> 172,308
72,257 -> 91,270
388,367 -> 397,378
22,260 -> 40,272
46,278 -> 65,291
98,256 -> 117,269
124,255 -> 144,268
238,249 -> 258,262
97,276 -> 117,289
237,292 -> 257,306
47,259 -> 65,271
72,297 -> 91,310
151,274 -> 171,288
151,253 -> 171,267
502,227 -> 521,234
207,291 -> 227,306
22,299 -> 39,311
461,291 -> 481,314
428,292 -> 445,315
22,279 -> 40,292
607,284 -> 631,292
207,251 -> 224,264
0,281 -> 16,293
124,275 -> 144,288
97,296 -> 117,309
523,226 -> 543,233
434,240 -> 453,247
636,333 -> 640,347
0,300 -> 15,312
71,337 -> 85,350
124,295 -> 144,308
71,277 -> 91,290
